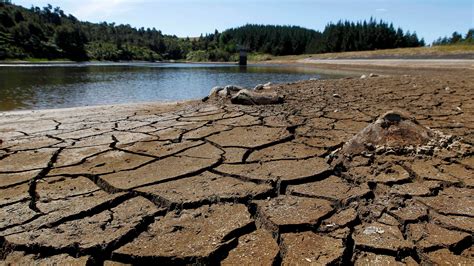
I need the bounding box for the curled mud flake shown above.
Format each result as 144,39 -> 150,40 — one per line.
354,252 -> 403,266
418,187 -> 474,217
113,204 -> 252,263
407,223 -> 471,251
289,175 -> 371,204
425,249 -> 474,265
253,195 -> 333,232
353,222 -> 414,254
368,165 -> 411,185
1,251 -> 90,265
102,142 -> 223,190
221,229 -> 279,265
280,232 -> 345,265
136,172 -> 273,207
5,197 -> 159,251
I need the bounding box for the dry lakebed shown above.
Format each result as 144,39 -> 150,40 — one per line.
0,64 -> 473,265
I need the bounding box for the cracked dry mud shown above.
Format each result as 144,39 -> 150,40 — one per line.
1,70 -> 473,265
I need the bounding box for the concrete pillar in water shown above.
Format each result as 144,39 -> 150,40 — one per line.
239,48 -> 247,66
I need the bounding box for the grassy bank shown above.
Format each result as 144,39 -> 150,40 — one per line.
253,44 -> 474,62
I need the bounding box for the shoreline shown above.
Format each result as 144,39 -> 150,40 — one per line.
1,60 -> 472,114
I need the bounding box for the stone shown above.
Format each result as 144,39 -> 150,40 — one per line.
113,204 -> 252,262
254,195 -> 333,231
218,88 -> 230,97
280,232 -> 345,265
225,85 -> 244,92
340,110 -> 436,156
209,86 -> 224,97
253,84 -> 265,91
353,222 -> 414,254
231,89 -> 284,105
369,73 -> 379,77
221,229 -> 279,265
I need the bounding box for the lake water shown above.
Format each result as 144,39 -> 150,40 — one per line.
0,62 -> 346,111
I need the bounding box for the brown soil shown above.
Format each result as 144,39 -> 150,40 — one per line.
0,65 -> 473,265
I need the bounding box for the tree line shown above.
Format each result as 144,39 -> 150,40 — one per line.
1,2 -> 429,61
432,29 -> 473,46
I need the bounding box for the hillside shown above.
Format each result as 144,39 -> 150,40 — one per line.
1,2 -> 426,61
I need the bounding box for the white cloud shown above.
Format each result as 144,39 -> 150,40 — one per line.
375,8 -> 388,12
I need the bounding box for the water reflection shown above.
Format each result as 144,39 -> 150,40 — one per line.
0,63 -> 346,111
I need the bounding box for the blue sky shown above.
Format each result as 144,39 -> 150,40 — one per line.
13,0 -> 474,43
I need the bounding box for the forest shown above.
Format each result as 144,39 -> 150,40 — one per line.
0,2 -> 451,62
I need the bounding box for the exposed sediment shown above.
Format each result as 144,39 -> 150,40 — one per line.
0,69 -> 473,265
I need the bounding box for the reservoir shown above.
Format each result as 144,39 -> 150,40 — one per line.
0,62 -> 346,111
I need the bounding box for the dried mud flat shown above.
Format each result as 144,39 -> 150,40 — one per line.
0,68 -> 473,265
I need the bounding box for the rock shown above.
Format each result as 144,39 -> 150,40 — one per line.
340,110 -> 436,156
360,74 -> 367,79
253,84 -> 264,90
218,88 -> 230,97
209,86 -> 224,97
231,89 -> 284,105
333,93 -> 341,98
225,85 -> 244,92
369,73 -> 378,77
264,82 -> 272,88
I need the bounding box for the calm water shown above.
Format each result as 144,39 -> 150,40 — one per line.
0,62 -> 346,111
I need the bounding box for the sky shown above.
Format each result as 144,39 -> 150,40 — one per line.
13,0 -> 474,43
